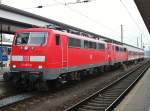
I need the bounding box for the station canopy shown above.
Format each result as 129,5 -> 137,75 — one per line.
134,0 -> 150,34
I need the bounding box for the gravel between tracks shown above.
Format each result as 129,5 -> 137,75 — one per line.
3,64 -> 138,111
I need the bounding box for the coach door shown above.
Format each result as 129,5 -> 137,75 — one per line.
61,35 -> 68,68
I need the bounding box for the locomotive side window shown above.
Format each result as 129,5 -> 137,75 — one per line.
97,43 -> 105,50
89,42 -> 93,48
84,41 -> 103,50
84,40 -> 89,48
68,37 -> 81,48
55,34 -> 60,45
124,48 -> 127,52
118,47 -> 126,52
90,42 -> 96,49
115,46 -> 119,51
84,41 -> 95,49
119,47 -> 123,52
15,32 -> 47,45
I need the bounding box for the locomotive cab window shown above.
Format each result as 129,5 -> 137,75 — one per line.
15,32 -> 47,45
55,34 -> 60,45
15,33 -> 29,45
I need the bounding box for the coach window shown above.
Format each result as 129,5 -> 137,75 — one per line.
56,34 -> 60,45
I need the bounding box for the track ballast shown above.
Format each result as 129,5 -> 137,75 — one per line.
65,60 -> 150,111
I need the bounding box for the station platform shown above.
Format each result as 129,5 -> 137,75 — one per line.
114,67 -> 150,111
0,67 -> 9,81
0,67 -> 9,74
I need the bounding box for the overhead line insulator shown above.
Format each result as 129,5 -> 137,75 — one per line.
37,6 -> 43,8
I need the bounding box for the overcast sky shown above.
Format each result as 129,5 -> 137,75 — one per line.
2,0 -> 150,48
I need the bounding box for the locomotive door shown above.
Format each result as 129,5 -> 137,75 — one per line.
107,44 -> 112,62
61,35 -> 68,68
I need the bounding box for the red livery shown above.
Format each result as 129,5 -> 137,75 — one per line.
4,28 -> 144,90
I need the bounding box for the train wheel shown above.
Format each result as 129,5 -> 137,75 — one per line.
3,72 -> 11,81
35,81 -> 48,91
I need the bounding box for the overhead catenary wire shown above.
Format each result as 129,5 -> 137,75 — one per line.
120,0 -> 142,33
22,3 -> 63,10
119,0 -> 150,46
23,0 -> 148,46
25,0 -> 95,9
52,0 -> 120,37
23,0 -> 120,37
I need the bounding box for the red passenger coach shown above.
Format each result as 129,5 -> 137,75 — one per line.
3,27 -> 144,90
124,44 -> 144,61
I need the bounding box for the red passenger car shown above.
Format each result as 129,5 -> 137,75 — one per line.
124,44 -> 144,61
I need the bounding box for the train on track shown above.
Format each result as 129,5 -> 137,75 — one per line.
3,27 -> 144,90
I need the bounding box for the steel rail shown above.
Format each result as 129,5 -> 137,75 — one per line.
105,61 -> 150,111
0,61 -> 148,110
65,60 -> 150,111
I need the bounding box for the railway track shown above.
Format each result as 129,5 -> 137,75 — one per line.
65,60 -> 150,111
0,61 -> 148,110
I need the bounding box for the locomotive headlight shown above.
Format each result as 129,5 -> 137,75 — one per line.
24,46 -> 28,50
12,65 -> 16,68
38,65 -> 43,69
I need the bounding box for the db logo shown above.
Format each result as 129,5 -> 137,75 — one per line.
23,56 -> 30,61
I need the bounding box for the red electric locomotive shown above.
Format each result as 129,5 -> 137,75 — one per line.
4,28 -> 110,90
3,27 -> 144,90
107,43 -> 128,65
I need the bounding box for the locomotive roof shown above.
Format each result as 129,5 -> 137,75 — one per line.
53,29 -> 106,44
16,28 -> 50,33
16,28 -> 106,44
15,28 -> 144,51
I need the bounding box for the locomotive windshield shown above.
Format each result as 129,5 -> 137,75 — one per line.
15,32 -> 47,45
